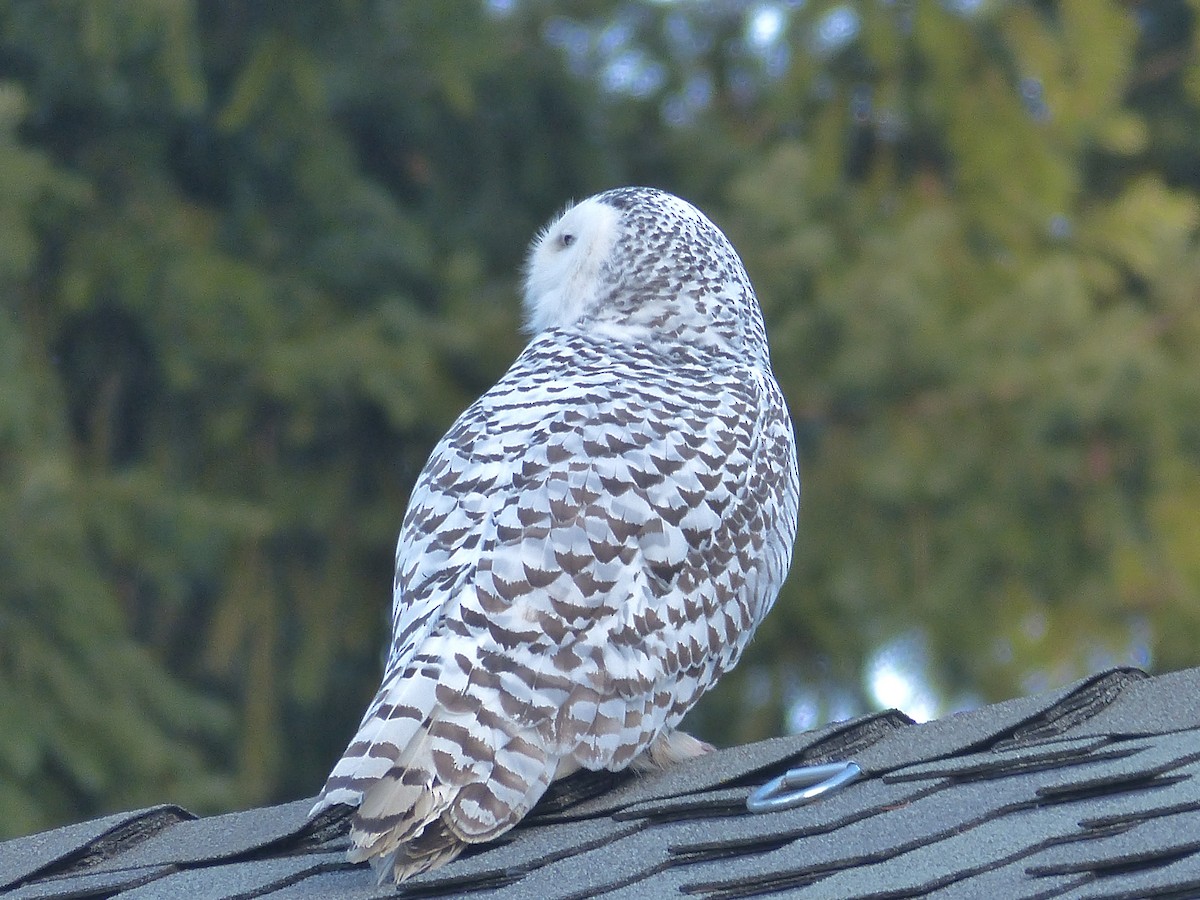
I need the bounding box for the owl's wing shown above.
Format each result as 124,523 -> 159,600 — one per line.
311,348 -> 797,882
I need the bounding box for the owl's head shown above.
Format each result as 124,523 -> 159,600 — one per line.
522,194 -> 621,335
522,187 -> 766,360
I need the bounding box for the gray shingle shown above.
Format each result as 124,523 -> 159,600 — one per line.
0,806 -> 190,891
402,815 -> 642,890
4,665 -> 1200,899
1076,757 -> 1200,826
754,804 -> 1089,899
535,711 -> 910,822
636,776 -> 940,857
114,853 -> 343,900
921,858 -> 1088,900
266,868 -> 389,899
881,735 -> 1110,782
649,776 -> 1068,896
1025,807 -> 1200,876
82,799 -> 318,874
4,865 -> 171,900
1032,731 -> 1200,800
852,670 -> 1145,776
470,826 -> 677,900
1061,668 -> 1200,740
1055,850 -> 1200,900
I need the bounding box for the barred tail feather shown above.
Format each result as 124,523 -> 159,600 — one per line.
309,679 -> 436,815
312,686 -> 563,883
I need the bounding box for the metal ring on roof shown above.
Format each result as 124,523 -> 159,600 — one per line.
745,760 -> 862,813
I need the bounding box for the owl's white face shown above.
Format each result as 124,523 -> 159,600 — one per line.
522,197 -> 621,334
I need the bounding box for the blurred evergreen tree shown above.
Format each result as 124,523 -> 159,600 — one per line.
0,0 -> 1197,836
0,0 -> 634,831
675,0 -> 1200,737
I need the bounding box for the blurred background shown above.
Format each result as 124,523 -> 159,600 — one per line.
2,0 -> 1199,838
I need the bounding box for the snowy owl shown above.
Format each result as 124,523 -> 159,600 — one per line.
311,187 -> 800,883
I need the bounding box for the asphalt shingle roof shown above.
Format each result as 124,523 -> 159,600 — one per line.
4,665 -> 1200,898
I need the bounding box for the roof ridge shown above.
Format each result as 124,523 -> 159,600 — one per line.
53,807 -> 194,875
9,666 -> 1200,899
0,805 -> 194,891
784,709 -> 915,768
993,667 -> 1148,750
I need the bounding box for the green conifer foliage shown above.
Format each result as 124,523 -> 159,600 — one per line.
1,0 -> 1197,833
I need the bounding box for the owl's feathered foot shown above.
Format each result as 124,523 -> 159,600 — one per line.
630,729 -> 715,772
352,818 -> 466,886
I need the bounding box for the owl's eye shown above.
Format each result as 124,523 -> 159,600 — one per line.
559,232 -> 576,248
